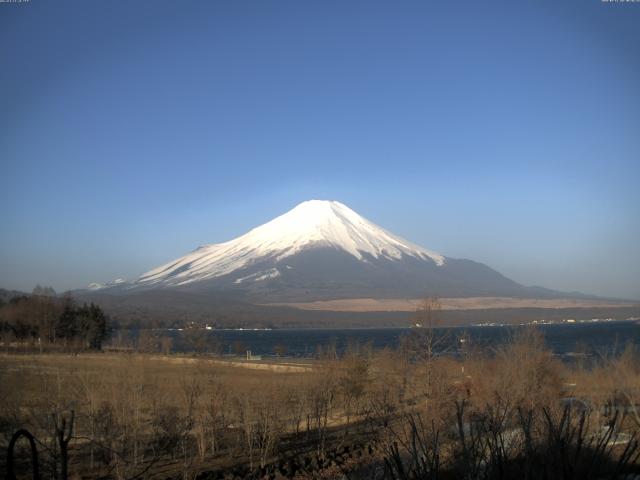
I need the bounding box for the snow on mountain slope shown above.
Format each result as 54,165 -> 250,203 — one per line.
87,278 -> 127,290
234,268 -> 281,284
136,200 -> 445,287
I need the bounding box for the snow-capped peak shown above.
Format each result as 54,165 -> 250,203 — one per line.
135,200 -> 445,287
242,200 -> 444,264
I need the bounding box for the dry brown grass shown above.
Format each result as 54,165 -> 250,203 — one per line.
2,333 -> 640,479
267,296 -> 636,312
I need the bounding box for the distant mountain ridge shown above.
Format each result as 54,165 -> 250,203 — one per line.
87,200 -> 586,302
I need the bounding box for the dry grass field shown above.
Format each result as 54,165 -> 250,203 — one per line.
0,353 -> 307,401
0,353 -> 320,479
2,329 -> 640,479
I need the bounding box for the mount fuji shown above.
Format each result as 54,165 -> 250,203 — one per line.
89,200 -> 559,302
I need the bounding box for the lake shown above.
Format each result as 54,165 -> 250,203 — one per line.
163,319 -> 640,359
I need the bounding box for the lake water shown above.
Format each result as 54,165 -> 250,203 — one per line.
166,320 -> 640,359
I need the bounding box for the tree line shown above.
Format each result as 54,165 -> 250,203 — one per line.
0,287 -> 108,351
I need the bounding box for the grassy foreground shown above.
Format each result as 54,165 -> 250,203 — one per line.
2,329 -> 640,479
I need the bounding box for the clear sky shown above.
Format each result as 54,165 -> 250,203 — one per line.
1,0 -> 639,299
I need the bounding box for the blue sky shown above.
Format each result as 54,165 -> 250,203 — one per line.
1,0 -> 639,299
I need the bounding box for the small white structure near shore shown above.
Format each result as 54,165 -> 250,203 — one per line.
246,350 -> 262,361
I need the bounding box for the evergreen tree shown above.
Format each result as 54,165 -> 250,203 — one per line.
56,300 -> 79,342
77,303 -> 108,349
89,303 -> 107,349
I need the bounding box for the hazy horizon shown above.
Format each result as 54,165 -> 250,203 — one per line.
1,1 -> 639,299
